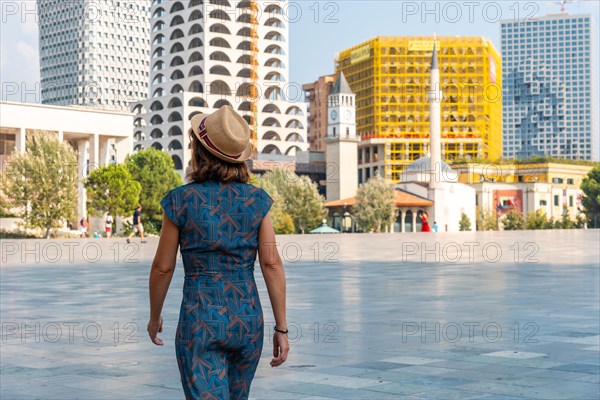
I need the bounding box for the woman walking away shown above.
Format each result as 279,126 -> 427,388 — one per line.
147,105 -> 289,400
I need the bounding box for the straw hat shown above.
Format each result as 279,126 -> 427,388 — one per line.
190,105 -> 252,163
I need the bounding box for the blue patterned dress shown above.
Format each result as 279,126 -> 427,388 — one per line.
160,181 -> 273,400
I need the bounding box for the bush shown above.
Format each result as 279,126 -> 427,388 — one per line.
502,210 -> 525,230
458,212 -> 471,231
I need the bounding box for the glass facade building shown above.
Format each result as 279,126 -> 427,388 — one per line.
501,13 -> 596,160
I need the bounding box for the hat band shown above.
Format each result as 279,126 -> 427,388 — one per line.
198,117 -> 243,160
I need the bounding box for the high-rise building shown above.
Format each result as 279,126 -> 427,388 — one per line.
336,36 -> 502,183
37,0 -> 151,111
501,13 -> 597,161
303,74 -> 335,152
131,0 -> 308,175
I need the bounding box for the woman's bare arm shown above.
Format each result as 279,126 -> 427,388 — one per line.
257,214 -> 289,366
148,212 -> 179,345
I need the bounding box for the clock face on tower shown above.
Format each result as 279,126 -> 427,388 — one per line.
330,110 -> 337,121
344,110 -> 352,121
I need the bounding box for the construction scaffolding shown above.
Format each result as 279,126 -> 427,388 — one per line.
336,36 -> 503,182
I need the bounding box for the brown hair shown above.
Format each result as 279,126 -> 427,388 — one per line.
187,129 -> 251,184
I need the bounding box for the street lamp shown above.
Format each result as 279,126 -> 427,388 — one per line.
343,211 -> 351,233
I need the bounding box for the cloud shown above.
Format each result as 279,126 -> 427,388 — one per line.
17,41 -> 38,64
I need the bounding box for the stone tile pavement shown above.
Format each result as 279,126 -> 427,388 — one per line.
1,230 -> 599,399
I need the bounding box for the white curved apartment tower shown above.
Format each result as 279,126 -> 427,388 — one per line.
132,0 -> 308,173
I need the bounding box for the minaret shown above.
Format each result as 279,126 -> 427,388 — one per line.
324,72 -> 358,202
427,39 -> 442,189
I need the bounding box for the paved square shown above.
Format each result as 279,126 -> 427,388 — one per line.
1,230 -> 599,399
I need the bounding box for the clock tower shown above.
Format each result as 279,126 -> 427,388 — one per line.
325,71 -> 358,202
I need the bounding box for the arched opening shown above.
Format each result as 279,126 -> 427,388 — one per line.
171,155 -> 183,170
134,144 -> 144,152
210,23 -> 231,34
238,101 -> 252,111
151,142 -> 163,150
189,10 -> 202,21
188,38 -> 203,49
170,29 -> 184,40
209,65 -> 231,76
150,129 -> 163,139
286,119 -> 304,129
188,81 -> 203,93
170,70 -> 184,80
150,115 -> 163,126
170,56 -> 184,67
209,80 -> 231,96
171,84 -> 184,94
214,99 -> 232,108
210,51 -> 231,62
236,68 -> 251,78
134,131 -> 145,141
168,126 -> 183,137
265,58 -> 284,68
285,133 -> 303,142
168,140 -> 183,151
150,101 -> 163,111
237,55 -> 251,64
152,60 -> 165,72
168,112 -> 182,122
285,146 -> 302,156
188,52 -> 203,63
262,144 -> 281,155
170,2 -> 184,13
189,66 -> 203,76
209,10 -> 231,20
188,97 -> 207,107
262,117 -> 281,128
285,106 -> 303,116
168,98 -> 182,108
170,42 -> 184,53
170,15 -> 184,27
262,104 -> 281,114
152,34 -> 165,46
188,24 -> 202,35
262,131 -> 281,141
209,37 -> 231,48
404,210 -> 413,233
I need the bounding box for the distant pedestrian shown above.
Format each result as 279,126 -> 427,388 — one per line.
105,212 -> 113,238
127,205 -> 146,243
433,221 -> 439,232
421,211 -> 431,232
80,217 -> 88,238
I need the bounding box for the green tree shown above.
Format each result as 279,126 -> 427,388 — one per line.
84,164 -> 141,228
258,169 -> 326,234
1,132 -> 78,238
477,209 -> 499,231
458,212 -> 471,231
125,148 -> 183,232
559,209 -> 575,229
581,164 -> 600,228
353,174 -> 397,233
502,210 -> 525,230
525,209 -> 548,229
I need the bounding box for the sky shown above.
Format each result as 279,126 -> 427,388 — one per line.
1,0 -> 599,103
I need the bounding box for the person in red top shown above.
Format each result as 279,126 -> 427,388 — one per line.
421,211 -> 431,232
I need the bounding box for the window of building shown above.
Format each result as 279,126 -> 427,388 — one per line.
554,195 -> 559,206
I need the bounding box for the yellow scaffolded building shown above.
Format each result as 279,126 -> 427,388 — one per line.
336,36 -> 502,183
